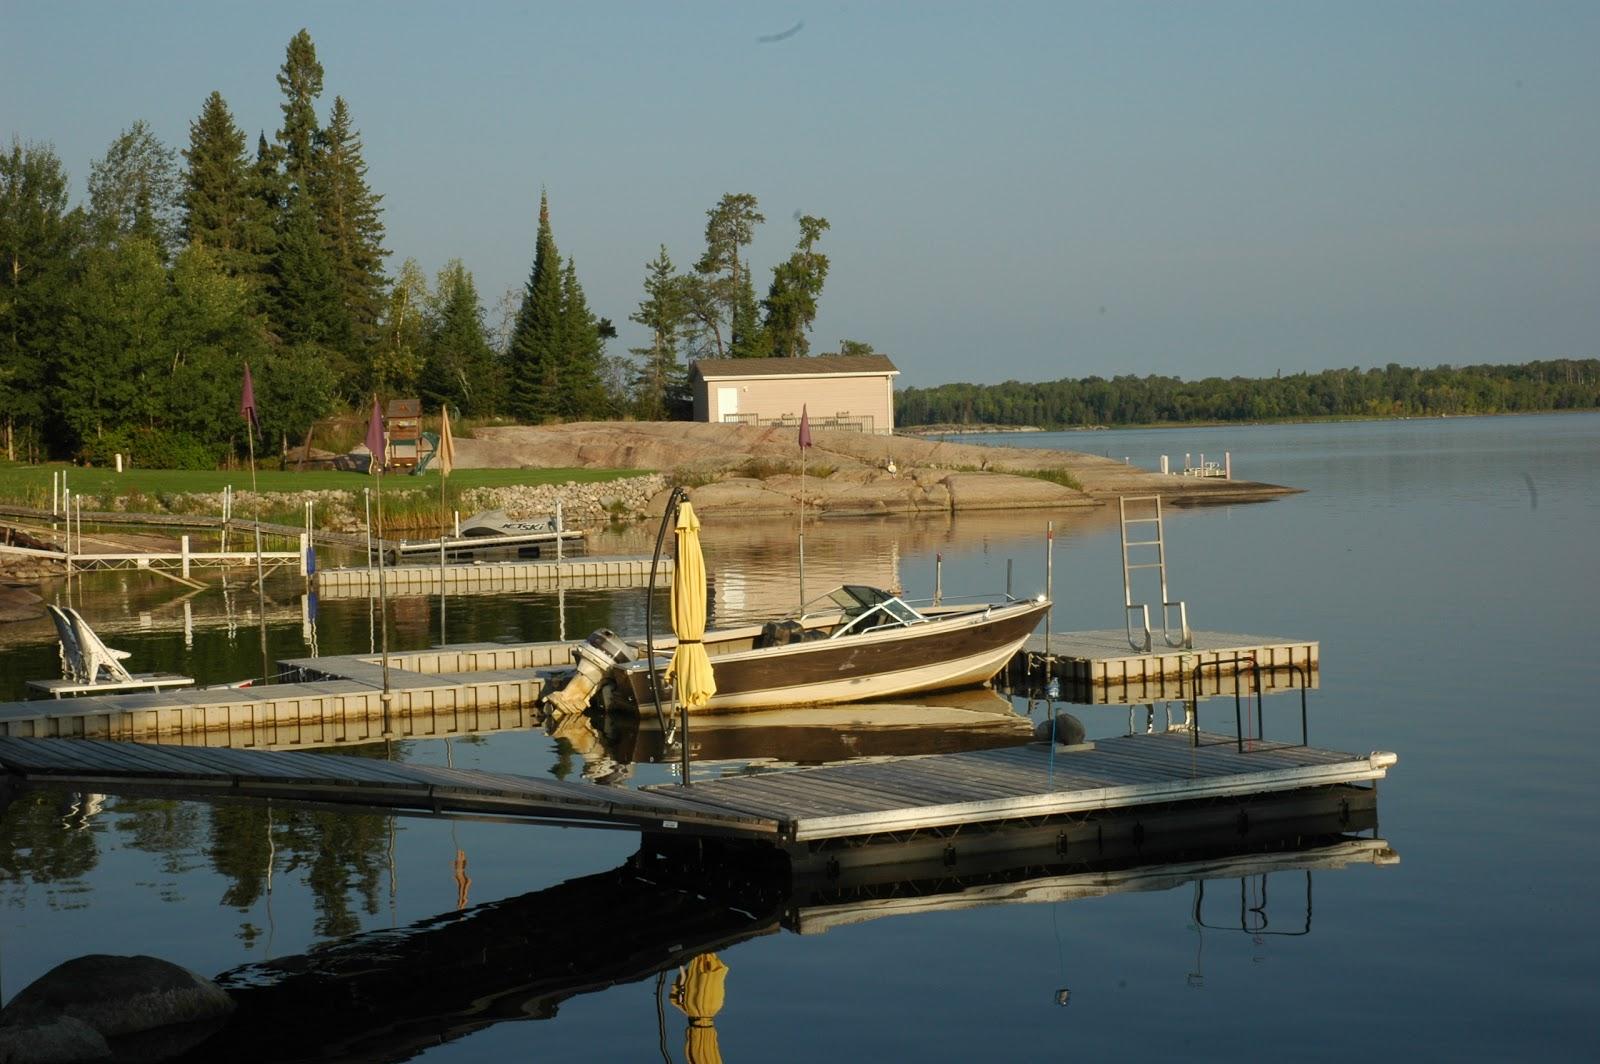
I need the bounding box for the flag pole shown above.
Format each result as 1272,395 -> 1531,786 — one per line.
366,394 -> 394,737
241,361 -> 269,682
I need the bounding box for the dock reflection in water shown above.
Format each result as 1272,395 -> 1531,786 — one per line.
172,792 -> 1391,1063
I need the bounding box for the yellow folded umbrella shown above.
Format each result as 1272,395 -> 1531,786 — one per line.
664,501 -> 716,709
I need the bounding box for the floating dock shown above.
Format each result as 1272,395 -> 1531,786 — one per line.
314,555 -> 670,597
1009,629 -> 1319,705
0,730 -> 1396,850
0,641 -> 580,742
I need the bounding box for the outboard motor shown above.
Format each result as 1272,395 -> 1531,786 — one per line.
545,629 -> 635,718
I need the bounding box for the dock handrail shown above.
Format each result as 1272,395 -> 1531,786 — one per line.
1187,657 -> 1309,752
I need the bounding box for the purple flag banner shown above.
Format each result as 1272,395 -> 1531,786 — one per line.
798,405 -> 812,449
240,362 -> 260,438
366,395 -> 386,474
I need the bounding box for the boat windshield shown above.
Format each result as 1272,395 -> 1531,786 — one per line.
826,586 -> 929,638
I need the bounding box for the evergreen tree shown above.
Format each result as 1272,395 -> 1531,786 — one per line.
693,192 -> 763,357
729,261 -> 770,358
628,245 -> 688,420
422,259 -> 497,415
557,255 -> 606,419
182,92 -> 273,288
270,197 -> 350,364
762,214 -> 830,357
507,191 -> 564,420
87,120 -> 182,257
310,96 -> 387,366
0,138 -> 83,458
276,28 -> 323,198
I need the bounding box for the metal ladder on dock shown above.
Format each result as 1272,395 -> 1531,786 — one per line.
1119,495 -> 1192,652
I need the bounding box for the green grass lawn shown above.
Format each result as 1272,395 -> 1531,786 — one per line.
0,463 -> 645,509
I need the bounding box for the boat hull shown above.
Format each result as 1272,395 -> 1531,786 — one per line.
617,599 -> 1048,714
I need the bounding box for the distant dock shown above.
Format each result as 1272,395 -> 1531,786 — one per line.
314,555 -> 670,596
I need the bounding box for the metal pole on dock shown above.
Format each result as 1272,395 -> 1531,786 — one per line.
439,533 -> 447,646
1006,558 -> 1013,600
63,488 -> 72,578
1044,521 -> 1054,685
934,553 -> 943,605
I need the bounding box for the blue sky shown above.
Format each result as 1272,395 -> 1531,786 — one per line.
5,1 -> 1597,387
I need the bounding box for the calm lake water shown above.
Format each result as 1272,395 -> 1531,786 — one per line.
2,412 -> 1597,1060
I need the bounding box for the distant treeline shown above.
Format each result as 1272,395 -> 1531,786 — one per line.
895,360 -> 1600,428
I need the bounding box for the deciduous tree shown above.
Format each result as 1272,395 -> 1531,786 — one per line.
87,120 -> 182,257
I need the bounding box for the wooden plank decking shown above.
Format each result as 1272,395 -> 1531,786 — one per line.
0,737 -> 776,836
650,731 -> 1393,842
0,732 -> 1396,848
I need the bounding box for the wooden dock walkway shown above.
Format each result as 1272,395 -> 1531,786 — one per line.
0,731 -> 1396,848
314,555 -> 670,597
1010,628 -> 1319,704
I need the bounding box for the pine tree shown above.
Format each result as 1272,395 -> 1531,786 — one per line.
310,96 -> 387,366
628,245 -> 688,420
276,29 -> 323,198
762,215 -> 830,358
182,92 -> 273,289
87,121 -> 182,257
270,197 -> 350,363
693,192 -> 764,357
728,261 -> 770,358
422,259 -> 497,415
557,256 -> 605,419
507,191 -> 564,420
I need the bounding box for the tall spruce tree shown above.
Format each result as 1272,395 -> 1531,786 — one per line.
507,191 -> 564,420
310,96 -> 387,367
729,262 -> 770,358
422,259 -> 497,415
276,29 -> 323,198
87,121 -> 182,258
628,245 -> 688,420
372,257 -> 426,395
182,92 -> 273,288
270,197 -> 350,361
762,214 -> 830,358
557,256 -> 605,419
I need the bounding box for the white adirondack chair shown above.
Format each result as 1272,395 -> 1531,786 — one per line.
48,605 -> 134,685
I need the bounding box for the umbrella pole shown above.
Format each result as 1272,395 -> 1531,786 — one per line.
644,487 -> 683,736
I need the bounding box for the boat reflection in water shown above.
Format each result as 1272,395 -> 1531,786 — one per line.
175,789 -> 1394,1062
548,687 -> 1039,785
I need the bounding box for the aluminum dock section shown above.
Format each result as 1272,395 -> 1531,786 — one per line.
314,555 -> 670,597
0,640 -> 583,742
1010,629 -> 1319,704
0,731 -> 1395,848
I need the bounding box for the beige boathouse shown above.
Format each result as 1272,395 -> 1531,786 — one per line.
690,355 -> 901,435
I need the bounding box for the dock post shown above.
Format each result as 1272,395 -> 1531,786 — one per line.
298,533 -> 308,577
181,536 -> 191,579
63,488 -> 72,576
1161,455 -> 1169,475
1225,452 -> 1232,480
555,502 -> 564,562
52,471 -> 59,517
934,553 -> 943,605
1006,558 -> 1013,600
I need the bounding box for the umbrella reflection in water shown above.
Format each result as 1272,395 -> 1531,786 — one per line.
671,951 -> 729,1064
